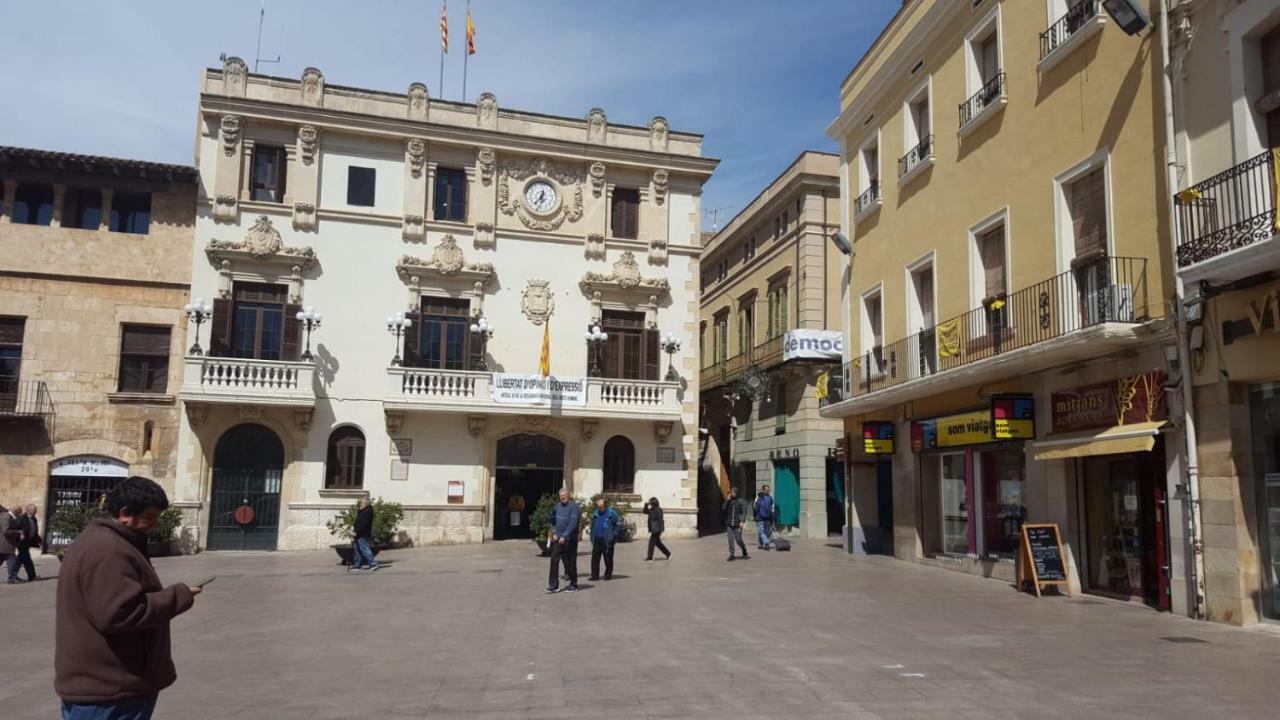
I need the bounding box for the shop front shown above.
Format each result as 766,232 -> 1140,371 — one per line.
1248,382 -> 1280,621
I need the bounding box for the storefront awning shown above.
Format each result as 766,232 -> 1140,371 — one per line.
1031,421 -> 1168,461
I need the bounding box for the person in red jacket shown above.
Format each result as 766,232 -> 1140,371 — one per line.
55,476 -> 200,720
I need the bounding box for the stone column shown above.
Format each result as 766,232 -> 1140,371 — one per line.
99,188 -> 114,231
892,415 -> 922,561
401,137 -> 427,241
1,179 -> 16,223
51,183 -> 66,227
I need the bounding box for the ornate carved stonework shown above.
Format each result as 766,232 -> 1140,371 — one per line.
580,419 -> 598,441
515,415 -> 552,434
467,415 -> 487,438
589,162 -> 606,198
213,194 -> 237,223
396,235 -> 495,284
653,421 -> 673,444
648,236 -> 668,265
184,403 -> 207,428
580,251 -> 670,295
406,139 -> 426,179
402,214 -> 425,242
587,108 -> 607,144
385,412 -> 404,435
301,67 -> 324,106
206,215 -> 318,270
521,279 -> 556,325
473,221 -> 495,249
584,233 -> 606,260
477,147 -> 496,186
220,115 -> 241,157
477,92 -> 498,130
223,56 -> 248,97
292,202 -> 316,232
294,408 -> 314,431
237,405 -> 264,421
497,157 -> 585,232
651,169 -> 669,206
297,125 -> 318,166
649,117 -> 669,152
407,82 -> 429,120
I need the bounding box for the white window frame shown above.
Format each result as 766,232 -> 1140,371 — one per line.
1052,149 -> 1115,273
859,283 -> 885,378
905,253 -> 937,380
900,76 -> 935,186
855,129 -> 883,220
968,207 -> 1012,312
1039,0 -> 1107,72
960,5 -> 1006,137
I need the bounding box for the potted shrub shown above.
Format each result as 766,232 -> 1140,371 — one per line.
48,503 -> 182,557
325,497 -> 404,565
146,507 -> 183,557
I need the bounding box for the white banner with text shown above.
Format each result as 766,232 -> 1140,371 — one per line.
782,330 -> 843,361
492,374 -> 588,406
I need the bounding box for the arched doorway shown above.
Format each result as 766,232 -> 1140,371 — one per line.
603,435 -> 635,493
208,423 -> 284,551
494,433 -> 564,540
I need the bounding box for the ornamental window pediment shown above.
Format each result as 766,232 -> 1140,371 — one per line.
205,215 -> 318,271
396,233 -> 495,314
580,251 -> 670,298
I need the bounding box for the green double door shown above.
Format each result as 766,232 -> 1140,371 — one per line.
773,459 -> 800,528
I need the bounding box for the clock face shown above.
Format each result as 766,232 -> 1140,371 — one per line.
524,181 -> 559,214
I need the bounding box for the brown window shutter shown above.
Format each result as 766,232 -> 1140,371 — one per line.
1071,169 -> 1107,258
982,226 -> 1006,297
282,303 -> 302,361
466,323 -> 482,370
210,298 -> 233,357
643,328 -> 660,381
403,311 -> 423,367
121,325 -> 172,356
0,317 -> 26,345
604,332 -> 621,378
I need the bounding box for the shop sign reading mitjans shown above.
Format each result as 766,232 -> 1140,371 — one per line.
1050,370 -> 1167,434
911,397 -> 1036,451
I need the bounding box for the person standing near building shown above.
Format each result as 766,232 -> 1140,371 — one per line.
55,476 -> 199,720
13,503 -> 41,581
643,497 -> 671,561
349,497 -> 380,572
588,495 -> 621,581
0,505 -> 17,584
5,504 -> 26,584
753,485 -> 775,550
722,486 -> 750,561
546,487 -> 581,593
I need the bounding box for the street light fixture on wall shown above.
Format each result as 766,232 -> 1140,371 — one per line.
1101,0 -> 1149,36
183,298 -> 211,356
585,325 -> 609,377
387,312 -> 413,367
295,306 -> 322,361
661,333 -> 682,381
469,316 -> 494,371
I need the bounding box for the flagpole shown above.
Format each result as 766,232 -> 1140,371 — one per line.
439,1 -> 447,100
462,0 -> 470,102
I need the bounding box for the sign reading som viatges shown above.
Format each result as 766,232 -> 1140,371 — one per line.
492,374 -> 587,406
783,329 -> 843,361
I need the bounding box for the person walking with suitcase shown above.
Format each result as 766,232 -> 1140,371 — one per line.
722,487 -> 750,561
643,497 -> 671,561
753,485 -> 775,550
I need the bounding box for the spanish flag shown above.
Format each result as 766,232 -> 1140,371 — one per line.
440,1 -> 448,53
466,3 -> 476,55
538,321 -> 551,377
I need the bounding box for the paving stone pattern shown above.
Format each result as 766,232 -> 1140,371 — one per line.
3,538 -> 1279,718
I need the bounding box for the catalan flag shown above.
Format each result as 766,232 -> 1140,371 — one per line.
466,3 -> 476,55
440,1 -> 449,53
538,321 -> 551,377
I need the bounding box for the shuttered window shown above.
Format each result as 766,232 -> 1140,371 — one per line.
1069,168 -> 1107,258
737,299 -> 754,355
980,225 -> 1007,298
611,187 -> 640,239
410,296 -> 470,370
601,310 -> 657,381
251,145 -> 288,203
714,312 -> 729,364
118,324 -> 171,393
221,282 -> 296,361
767,281 -> 789,339
980,33 -> 1000,84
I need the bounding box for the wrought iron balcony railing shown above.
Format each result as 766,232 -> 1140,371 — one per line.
0,379 -> 54,420
1174,150 -> 1278,268
855,179 -> 881,216
1040,0 -> 1100,59
898,135 -> 934,178
958,72 -> 1006,128
699,333 -> 788,390
846,256 -> 1148,398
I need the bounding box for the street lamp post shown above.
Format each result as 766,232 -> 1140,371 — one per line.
584,325 -> 609,377
387,312 -> 413,367
469,316 -> 494,371
661,333 -> 682,381
295,306 -> 322,361
183,298 -> 212,356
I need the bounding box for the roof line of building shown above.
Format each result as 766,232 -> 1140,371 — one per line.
838,0 -> 914,94
704,150 -> 839,250
0,146 -> 198,180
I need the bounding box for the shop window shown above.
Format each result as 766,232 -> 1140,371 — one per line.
62,188 -> 103,230
347,166 -> 376,207
250,145 -> 288,203
939,453 -> 970,555
109,192 -> 151,234
0,316 -> 25,411
1249,383 -> 1280,620
325,426 -> 366,489
979,449 -> 1025,558
600,310 -> 658,381
611,187 -> 640,239
603,435 -> 635,493
12,184 -> 54,225
118,324 -> 171,394
434,167 -> 468,221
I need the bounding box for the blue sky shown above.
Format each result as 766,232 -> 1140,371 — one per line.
0,1 -> 898,228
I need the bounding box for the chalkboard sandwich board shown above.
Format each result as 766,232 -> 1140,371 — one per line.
1018,523 -> 1071,597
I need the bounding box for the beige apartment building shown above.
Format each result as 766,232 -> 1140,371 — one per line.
698,151 -> 845,540
823,0 -> 1194,615
0,147 -> 197,547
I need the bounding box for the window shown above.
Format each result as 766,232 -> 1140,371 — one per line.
1068,167 -> 1107,261
603,435 -> 636,493
774,381 -> 788,435
347,166 -> 376,207
699,322 -> 707,366
714,311 -> 729,364
326,426 -> 366,489
979,33 -> 1000,85
781,210 -> 789,232
862,290 -> 884,376
12,184 -> 54,225
611,187 -> 640,239
767,280 -> 788,339
745,236 -> 757,261
796,196 -> 804,214
62,189 -> 102,230
601,310 -> 658,381
737,298 -> 755,355
774,216 -> 781,238
225,282 -> 292,361
434,167 -> 468,221
909,262 -> 936,377
940,453 -> 969,554
117,324 -> 171,394
902,81 -> 933,177
0,317 -> 24,411
412,297 -> 470,370
109,192 -> 151,234
250,145 -> 288,203
1264,24 -> 1280,147
857,137 -> 880,213
978,224 -> 1007,300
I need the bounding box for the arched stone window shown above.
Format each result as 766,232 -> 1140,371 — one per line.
603,435 -> 635,493
325,426 -> 366,489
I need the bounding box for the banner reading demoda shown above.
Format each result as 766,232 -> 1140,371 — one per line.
782,329 -> 843,361
492,373 -> 587,406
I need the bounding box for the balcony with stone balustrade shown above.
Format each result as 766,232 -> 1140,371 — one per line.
179,355 -> 318,408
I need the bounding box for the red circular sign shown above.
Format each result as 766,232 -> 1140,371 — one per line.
233,505 -> 256,525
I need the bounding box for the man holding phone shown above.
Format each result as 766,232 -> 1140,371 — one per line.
55,476 -> 200,720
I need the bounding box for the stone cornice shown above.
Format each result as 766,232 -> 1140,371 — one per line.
200,95 -> 720,179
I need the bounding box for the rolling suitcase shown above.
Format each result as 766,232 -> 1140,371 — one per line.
771,525 -> 791,552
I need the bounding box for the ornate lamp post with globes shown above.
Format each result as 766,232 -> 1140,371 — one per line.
469,316 -> 494,371
295,306 -> 322,361
183,298 -> 212,356
387,312 -> 413,367
661,333 -> 682,381
584,325 -> 609,377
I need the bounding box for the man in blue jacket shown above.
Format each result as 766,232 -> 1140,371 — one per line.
588,495 -> 621,581
753,485 -> 775,550
546,488 -> 580,593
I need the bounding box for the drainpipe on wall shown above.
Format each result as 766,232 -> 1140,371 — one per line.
1159,0 -> 1206,620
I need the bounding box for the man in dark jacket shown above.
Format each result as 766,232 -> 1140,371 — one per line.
753,486 -> 775,550
588,495 -> 621,581
12,503 -> 40,581
643,497 -> 671,561
546,487 -> 580,593
56,476 -> 199,720
350,497 -> 380,572
722,486 -> 750,561
4,504 -> 26,584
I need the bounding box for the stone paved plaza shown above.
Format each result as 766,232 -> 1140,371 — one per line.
4,537 -> 1279,719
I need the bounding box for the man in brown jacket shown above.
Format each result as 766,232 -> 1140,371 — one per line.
56,476 -> 200,720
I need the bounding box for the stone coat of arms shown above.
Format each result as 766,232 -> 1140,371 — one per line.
521,279 -> 555,325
